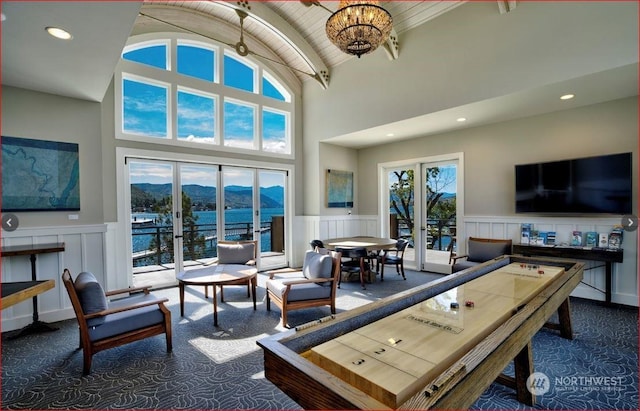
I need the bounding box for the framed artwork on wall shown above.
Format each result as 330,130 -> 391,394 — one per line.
326,169 -> 353,208
1,136 -> 80,211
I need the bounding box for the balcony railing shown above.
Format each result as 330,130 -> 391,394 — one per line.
390,214 -> 456,251
132,216 -> 284,267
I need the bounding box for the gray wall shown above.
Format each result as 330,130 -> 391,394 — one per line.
357,97 -> 638,216
302,1 -> 637,215
1,86 -> 104,227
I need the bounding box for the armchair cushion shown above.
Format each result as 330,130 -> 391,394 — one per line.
467,240 -> 511,262
74,272 -> 108,325
217,242 -> 255,264
302,251 -> 333,285
88,294 -> 166,342
266,279 -> 332,302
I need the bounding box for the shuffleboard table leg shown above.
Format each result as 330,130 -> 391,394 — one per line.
514,342 -> 535,406
556,298 -> 573,339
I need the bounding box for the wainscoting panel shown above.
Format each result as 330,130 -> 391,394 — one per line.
301,215 -> 636,306
1,224 -> 107,331
463,216 -> 637,306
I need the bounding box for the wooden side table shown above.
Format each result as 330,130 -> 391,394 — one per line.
1,242 -> 65,336
177,264 -> 258,326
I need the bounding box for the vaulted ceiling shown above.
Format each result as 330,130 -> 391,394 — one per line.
1,1 -> 637,148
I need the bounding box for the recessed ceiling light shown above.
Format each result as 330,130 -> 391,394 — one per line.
456,117 -> 467,122
46,26 -> 73,40
386,133 -> 394,137
560,94 -> 575,100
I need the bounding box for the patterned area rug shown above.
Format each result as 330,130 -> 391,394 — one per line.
1,269 -> 637,410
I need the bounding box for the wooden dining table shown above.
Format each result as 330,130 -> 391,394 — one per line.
323,237 -> 398,287
323,236 -> 397,251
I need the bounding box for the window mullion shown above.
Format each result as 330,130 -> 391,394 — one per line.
117,34 -> 293,157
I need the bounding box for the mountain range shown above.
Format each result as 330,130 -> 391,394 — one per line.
131,183 -> 284,209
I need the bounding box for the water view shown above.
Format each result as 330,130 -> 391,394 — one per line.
132,207 -> 284,266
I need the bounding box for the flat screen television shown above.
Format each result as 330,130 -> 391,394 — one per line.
515,152 -> 632,214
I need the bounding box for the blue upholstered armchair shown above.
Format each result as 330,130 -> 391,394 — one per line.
451,237 -> 512,273
265,249 -> 342,327
62,269 -> 172,374
204,240 -> 257,300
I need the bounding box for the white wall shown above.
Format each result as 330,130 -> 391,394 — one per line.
1,225 -> 108,331
462,215 -> 637,307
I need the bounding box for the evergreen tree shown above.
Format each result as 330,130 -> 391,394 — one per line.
149,192 -> 206,263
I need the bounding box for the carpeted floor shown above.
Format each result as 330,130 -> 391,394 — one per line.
1,269 -> 638,410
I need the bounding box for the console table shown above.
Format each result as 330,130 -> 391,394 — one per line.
1,242 -> 65,336
512,244 -> 623,304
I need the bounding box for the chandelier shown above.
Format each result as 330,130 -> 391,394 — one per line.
325,1 -> 393,58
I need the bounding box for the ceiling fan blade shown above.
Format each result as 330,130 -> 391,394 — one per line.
299,0 -> 333,13
138,11 -> 318,79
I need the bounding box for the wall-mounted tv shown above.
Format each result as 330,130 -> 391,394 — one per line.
515,152 -> 632,215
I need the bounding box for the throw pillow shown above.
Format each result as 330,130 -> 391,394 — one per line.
302,251 -> 333,285
217,242 -> 255,264
74,271 -> 108,318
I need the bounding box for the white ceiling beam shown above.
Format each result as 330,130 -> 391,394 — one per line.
383,28 -> 400,60
215,1 -> 330,89
497,0 -> 518,14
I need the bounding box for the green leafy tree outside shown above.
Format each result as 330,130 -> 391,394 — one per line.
390,167 -> 456,250
149,192 -> 206,262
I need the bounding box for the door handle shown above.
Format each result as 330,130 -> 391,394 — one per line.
175,235 -> 183,239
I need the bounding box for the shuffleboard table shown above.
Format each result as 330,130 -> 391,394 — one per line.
257,255 -> 584,410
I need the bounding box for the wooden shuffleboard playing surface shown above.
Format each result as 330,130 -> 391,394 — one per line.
306,263 -> 565,408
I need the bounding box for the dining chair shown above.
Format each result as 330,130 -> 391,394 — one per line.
376,238 -> 409,281
309,239 -> 324,250
335,246 -> 371,289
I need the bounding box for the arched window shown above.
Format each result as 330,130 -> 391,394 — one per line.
116,34 -> 293,156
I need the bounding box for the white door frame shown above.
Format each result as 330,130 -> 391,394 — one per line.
378,152 -> 464,273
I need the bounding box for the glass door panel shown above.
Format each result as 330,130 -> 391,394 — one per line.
387,168 -> 416,267
179,164 -> 218,268
259,170 -> 287,269
129,160 -> 176,287
222,167 -> 255,242
422,162 -> 458,273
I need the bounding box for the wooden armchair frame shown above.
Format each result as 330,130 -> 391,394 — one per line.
266,251 -> 342,327
62,269 -> 172,374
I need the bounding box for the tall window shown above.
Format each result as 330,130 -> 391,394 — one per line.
116,34 -> 293,156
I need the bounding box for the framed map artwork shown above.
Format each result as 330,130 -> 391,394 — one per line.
326,169 -> 353,208
2,136 -> 80,211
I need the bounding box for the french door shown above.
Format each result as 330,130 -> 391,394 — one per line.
382,154 -> 463,274
421,160 -> 460,273
128,159 -> 287,287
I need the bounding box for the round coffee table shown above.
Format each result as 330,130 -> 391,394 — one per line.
176,264 -> 258,326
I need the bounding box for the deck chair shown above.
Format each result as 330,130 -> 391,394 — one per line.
265,249 -> 342,328
62,269 -> 172,374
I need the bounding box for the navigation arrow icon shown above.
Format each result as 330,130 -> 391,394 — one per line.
2,213 -> 19,232
622,214 -> 638,232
